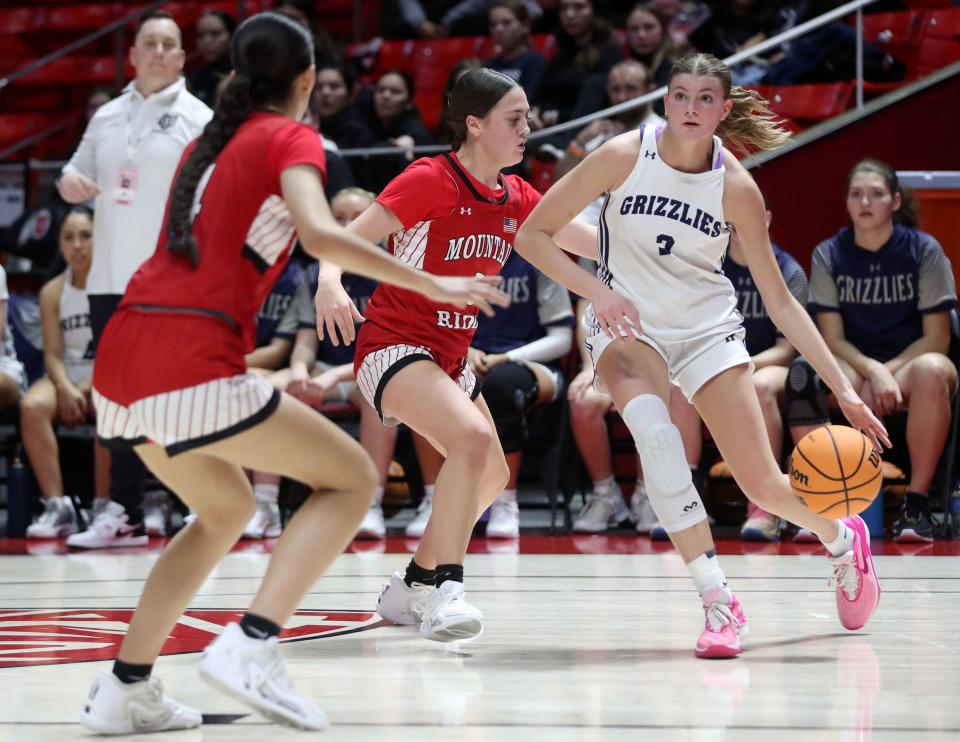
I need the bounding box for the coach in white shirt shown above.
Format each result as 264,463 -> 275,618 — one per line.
57,9 -> 212,549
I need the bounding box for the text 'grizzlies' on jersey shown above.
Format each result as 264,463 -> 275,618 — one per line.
597,124 -> 741,344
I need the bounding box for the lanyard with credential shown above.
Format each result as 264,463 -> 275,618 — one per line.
114,99 -> 159,206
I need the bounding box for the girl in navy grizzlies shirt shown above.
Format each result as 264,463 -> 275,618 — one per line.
246,259 -> 303,371
722,210 -> 808,542
806,158 -> 957,543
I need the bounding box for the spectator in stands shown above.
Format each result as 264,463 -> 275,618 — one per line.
623,4 -> 676,92
484,1 -> 548,102
687,0 -> 793,84
532,0 -> 622,130
273,0 -> 339,65
471,250 -> 575,538
383,0 -> 543,39
437,58 -> 483,143
798,159 -> 957,543
557,60 -> 664,193
254,188 -> 397,540
246,261 -> 303,374
356,70 -> 435,193
648,0 -> 709,51
85,87 -> 116,123
188,9 -> 235,107
313,62 -> 375,150
23,207 -> 110,539
57,9 -> 212,549
723,210 -> 807,541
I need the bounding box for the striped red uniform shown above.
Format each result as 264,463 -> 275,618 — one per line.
354,152 -> 540,422
93,113 -> 326,453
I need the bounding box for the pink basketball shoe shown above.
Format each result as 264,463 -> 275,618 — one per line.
696,588 -> 749,659
830,515 -> 881,630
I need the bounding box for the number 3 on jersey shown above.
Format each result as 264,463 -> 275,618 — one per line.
657,233 -> 675,256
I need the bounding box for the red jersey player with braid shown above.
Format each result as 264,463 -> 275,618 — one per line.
315,68 -> 602,642
80,14 -> 504,736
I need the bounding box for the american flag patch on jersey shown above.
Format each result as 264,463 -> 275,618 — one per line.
503,217 -> 518,233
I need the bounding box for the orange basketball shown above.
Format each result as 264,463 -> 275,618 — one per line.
788,425 -> 883,518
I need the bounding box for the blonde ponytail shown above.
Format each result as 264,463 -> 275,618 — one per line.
720,85 -> 791,155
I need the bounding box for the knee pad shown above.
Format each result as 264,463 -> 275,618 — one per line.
481,361 -> 538,453
622,394 -> 707,533
785,357 -> 830,427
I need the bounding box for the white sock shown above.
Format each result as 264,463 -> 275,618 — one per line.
373,486 -> 384,506
821,520 -> 854,557
687,552 -> 728,596
593,475 -> 615,497
500,488 -> 517,503
423,484 -> 436,500
253,483 -> 279,505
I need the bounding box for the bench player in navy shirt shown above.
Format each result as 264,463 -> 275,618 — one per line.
80,14 -> 504,734
246,259 -> 303,371
722,209 -> 808,541
803,159 -> 957,542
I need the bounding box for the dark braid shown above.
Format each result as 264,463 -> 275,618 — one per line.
165,12 -> 313,265
166,77 -> 253,264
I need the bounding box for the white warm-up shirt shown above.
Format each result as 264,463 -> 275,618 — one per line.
62,77 -> 212,295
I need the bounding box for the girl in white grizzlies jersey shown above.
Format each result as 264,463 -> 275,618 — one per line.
516,54 -> 890,658
23,206 -> 109,539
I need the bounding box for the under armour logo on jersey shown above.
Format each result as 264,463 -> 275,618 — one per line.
869,263 -> 881,272
460,207 -> 472,215
644,150 -> 656,159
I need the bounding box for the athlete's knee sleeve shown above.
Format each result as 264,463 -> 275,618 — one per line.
622,394 -> 707,532
481,361 -> 538,453
786,356 -> 830,427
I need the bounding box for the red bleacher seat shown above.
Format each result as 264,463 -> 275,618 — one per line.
415,93 -> 444,132
45,5 -> 114,32
374,39 -> 419,77
0,36 -> 37,66
530,34 -> 557,59
767,82 -> 854,123
916,8 -> 960,77
13,56 -> 124,85
858,9 -> 929,74
904,0 -> 953,8
0,114 -> 52,147
416,37 -> 486,69
476,36 -> 497,60
0,8 -> 37,35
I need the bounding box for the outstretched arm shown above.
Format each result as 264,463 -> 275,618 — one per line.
283,165 -> 507,318
515,133 -> 640,339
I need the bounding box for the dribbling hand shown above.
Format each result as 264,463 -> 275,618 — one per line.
425,274 -> 510,317
590,287 -> 642,341
837,387 -> 892,451
315,279 -> 364,347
